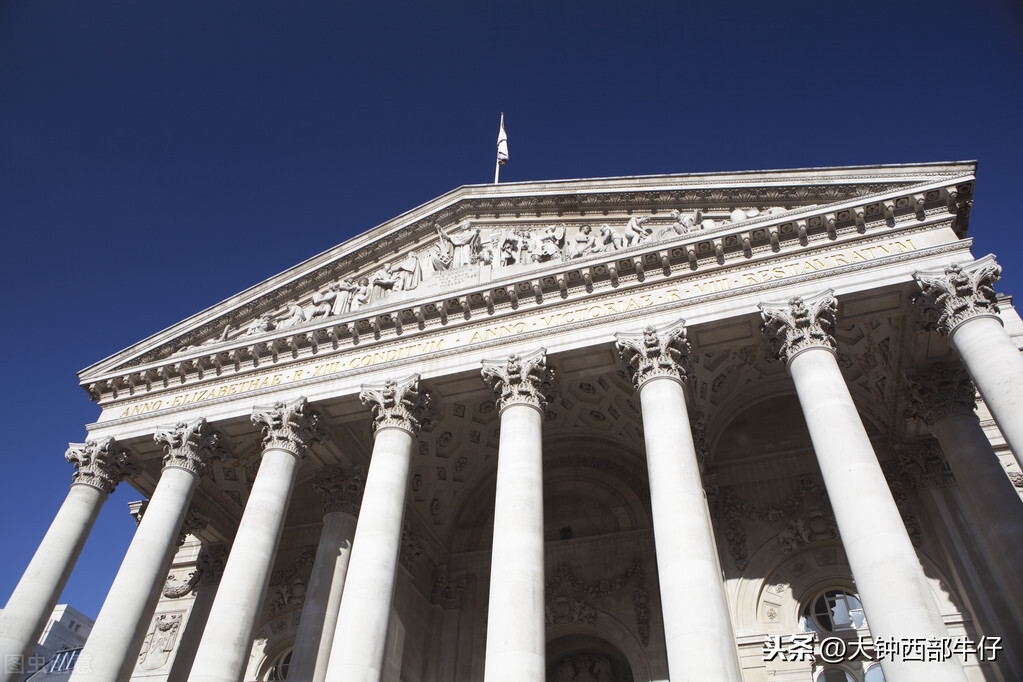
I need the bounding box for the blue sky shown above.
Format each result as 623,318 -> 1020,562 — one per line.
1,1 -> 1021,620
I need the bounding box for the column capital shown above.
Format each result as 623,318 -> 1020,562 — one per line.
759,289 -> 838,364
154,418 -> 227,477
315,465 -> 365,516
912,255 -> 1002,336
481,348 -> 556,413
360,374 -> 431,436
905,362 -> 977,426
897,440 -> 956,489
252,397 -> 327,457
65,436 -> 137,494
615,319 -> 691,389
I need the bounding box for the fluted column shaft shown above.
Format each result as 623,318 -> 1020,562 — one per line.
764,292 -> 966,682
325,376 -> 428,682
915,256 -> 1023,469
617,322 -> 741,681
0,439 -> 133,682
290,467 -> 362,682
190,399 -> 324,682
480,349 -> 554,682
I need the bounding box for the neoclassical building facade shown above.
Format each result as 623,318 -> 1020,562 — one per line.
1,163 -> 1021,682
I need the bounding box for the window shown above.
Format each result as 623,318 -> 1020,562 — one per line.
801,589 -> 866,633
264,648 -> 293,681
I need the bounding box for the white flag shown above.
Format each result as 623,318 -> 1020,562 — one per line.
496,115 -> 509,166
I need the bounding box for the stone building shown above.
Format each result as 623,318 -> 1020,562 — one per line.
1,163 -> 1021,682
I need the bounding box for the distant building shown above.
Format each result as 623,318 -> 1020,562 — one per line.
0,605 -> 92,680
2,163 -> 1023,681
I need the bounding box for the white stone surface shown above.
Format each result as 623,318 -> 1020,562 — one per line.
638,376 -> 742,681
483,403 -> 546,682
0,484 -> 105,682
325,427 -> 414,682
788,346 -> 967,682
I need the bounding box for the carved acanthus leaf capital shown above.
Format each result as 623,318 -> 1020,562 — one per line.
759,290 -> 838,364
154,418 -> 227,477
615,319 -> 691,388
251,397 -> 327,457
65,436 -> 137,494
898,440 -> 956,489
913,255 -> 1002,336
360,375 -> 431,436
905,363 -> 977,426
481,348 -> 556,413
315,465 -> 365,515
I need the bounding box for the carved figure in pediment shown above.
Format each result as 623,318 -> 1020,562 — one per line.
570,225 -> 598,259
530,224 -> 566,263
499,235 -> 520,266
592,224 -> 619,253
370,265 -> 397,296
624,215 -> 652,246
312,278 -> 359,317
351,277 -> 371,311
433,221 -> 481,270
390,254 -> 423,291
659,209 -> 702,239
244,314 -> 277,336
278,299 -> 330,329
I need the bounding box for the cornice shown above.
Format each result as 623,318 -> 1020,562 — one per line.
78,168 -> 973,384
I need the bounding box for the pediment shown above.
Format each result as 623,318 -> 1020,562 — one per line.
79,163 -> 975,389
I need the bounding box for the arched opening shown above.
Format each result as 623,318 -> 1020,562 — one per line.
546,633 -> 635,682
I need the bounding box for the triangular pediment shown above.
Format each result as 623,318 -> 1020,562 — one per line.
79,162 -> 975,394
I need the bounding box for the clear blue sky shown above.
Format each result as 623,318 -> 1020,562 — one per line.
2,1 -> 1021,620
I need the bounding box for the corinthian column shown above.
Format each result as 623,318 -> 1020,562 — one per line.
190,398 -> 325,682
71,419 -> 224,682
914,255 -> 1023,469
480,349 -> 555,682
615,322 -> 742,682
0,439 -> 135,682
761,291 -> 966,682
289,466 -> 363,682
906,363 -> 1023,618
325,376 -> 429,682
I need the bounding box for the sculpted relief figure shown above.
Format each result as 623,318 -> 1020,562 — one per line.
624,215 -> 652,246
570,225 -> 598,259
433,221 -> 481,271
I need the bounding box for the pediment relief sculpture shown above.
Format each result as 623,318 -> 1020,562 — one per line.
171,206 -> 799,355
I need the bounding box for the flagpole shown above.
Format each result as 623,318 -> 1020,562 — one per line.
494,112 -> 504,184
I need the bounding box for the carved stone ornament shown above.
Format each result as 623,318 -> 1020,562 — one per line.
266,547 -> 316,615
65,436 -> 138,494
251,397 -> 327,458
545,558 -> 650,647
913,254 -> 1002,336
153,418 -> 227,477
760,290 -> 838,364
360,374 -> 431,435
430,566 -> 469,609
615,319 -> 691,389
880,462 -> 922,547
137,612 -> 183,671
898,440 -> 956,489
905,362 -> 977,427
315,465 -> 365,516
400,519 -> 424,571
481,347 -> 556,413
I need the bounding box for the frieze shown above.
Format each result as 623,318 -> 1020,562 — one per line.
102,232 -> 943,422
104,175 -> 968,374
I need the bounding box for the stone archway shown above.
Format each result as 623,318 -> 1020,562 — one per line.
546,632 -> 635,682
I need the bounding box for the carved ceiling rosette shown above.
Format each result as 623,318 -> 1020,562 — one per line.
480,348 -> 556,413
154,418 -> 227,477
759,290 -> 838,365
360,374 -> 431,436
315,465 -> 365,516
614,319 -> 691,389
913,255 -> 1002,336
905,362 -> 977,427
65,436 -> 138,494
251,397 -> 327,458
